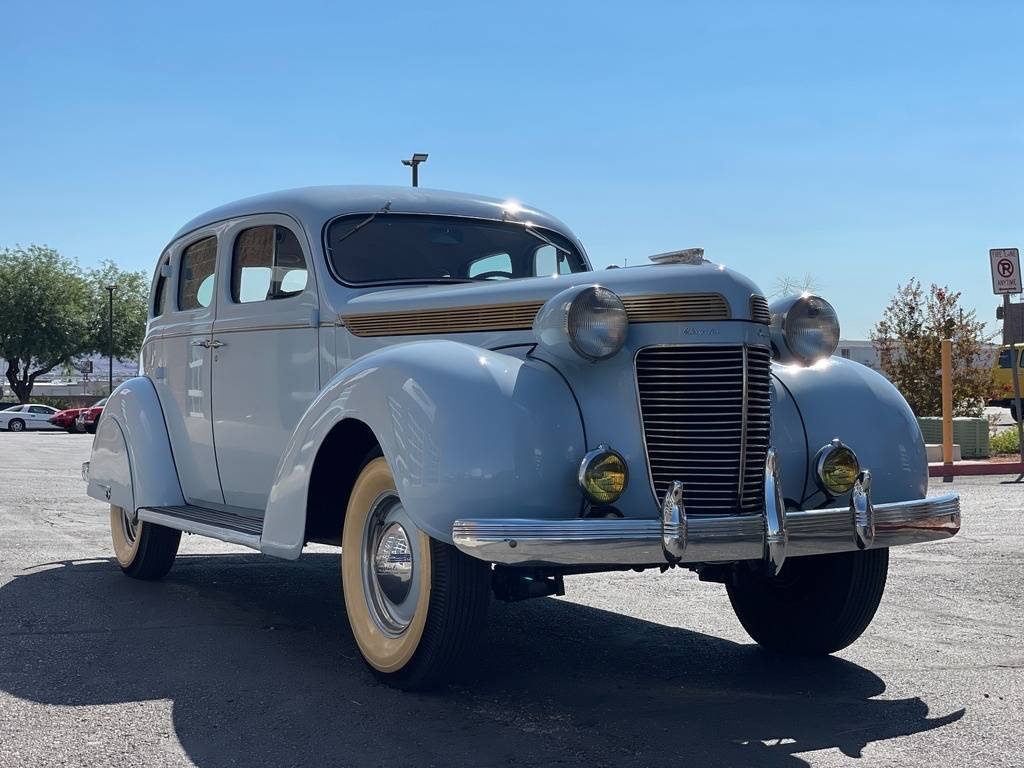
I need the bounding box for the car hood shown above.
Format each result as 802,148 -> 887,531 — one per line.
341,262 -> 765,320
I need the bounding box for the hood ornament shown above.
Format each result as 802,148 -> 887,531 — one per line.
649,248 -> 705,266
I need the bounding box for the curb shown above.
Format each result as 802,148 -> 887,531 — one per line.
928,461 -> 1024,477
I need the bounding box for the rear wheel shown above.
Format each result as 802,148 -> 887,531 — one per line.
340,457 -> 491,690
8,418 -> 25,432
726,548 -> 889,655
110,505 -> 181,580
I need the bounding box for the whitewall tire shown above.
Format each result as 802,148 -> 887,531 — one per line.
341,457 -> 491,690
109,505 -> 181,580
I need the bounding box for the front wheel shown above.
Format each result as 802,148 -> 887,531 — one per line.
341,457 -> 491,690
726,548 -> 889,655
110,505 -> 181,580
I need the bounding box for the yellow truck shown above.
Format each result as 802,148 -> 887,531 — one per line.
990,344 -> 1024,417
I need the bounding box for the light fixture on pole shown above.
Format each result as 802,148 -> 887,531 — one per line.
401,153 -> 428,187
106,283 -> 116,395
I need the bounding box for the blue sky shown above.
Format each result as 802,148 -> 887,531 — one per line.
2,1 -> 1022,338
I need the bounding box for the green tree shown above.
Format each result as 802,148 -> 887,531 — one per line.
0,245 -> 93,402
0,247 -> 149,402
85,260 -> 149,363
871,279 -> 993,417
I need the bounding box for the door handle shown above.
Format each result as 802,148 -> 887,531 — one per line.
191,339 -> 211,348
208,339 -> 225,349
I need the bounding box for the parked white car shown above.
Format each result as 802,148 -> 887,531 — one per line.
83,186 -> 961,690
1,404 -> 61,432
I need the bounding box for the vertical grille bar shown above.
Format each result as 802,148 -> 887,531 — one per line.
635,345 -> 772,516
737,347 -> 749,499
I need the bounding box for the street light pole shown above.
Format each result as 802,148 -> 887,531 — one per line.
106,284 -> 115,395
401,153 -> 429,187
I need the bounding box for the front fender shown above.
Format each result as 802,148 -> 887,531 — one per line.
86,377 -> 185,512
261,340 -> 586,558
772,357 -> 928,506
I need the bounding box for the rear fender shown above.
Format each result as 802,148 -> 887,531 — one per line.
86,377 -> 185,512
261,340 -> 585,559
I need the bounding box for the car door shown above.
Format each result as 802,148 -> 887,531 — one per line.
210,216 -> 319,511
27,406 -> 56,429
144,232 -> 225,506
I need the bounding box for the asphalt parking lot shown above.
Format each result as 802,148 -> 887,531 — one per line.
0,433 -> 1021,767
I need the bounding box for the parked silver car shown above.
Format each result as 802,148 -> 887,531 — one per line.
1,404 -> 60,432
84,186 -> 961,689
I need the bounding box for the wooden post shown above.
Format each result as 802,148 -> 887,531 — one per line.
941,338 -> 954,482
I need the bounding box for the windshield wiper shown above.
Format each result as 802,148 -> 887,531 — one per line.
332,213 -> 378,246
521,223 -> 573,255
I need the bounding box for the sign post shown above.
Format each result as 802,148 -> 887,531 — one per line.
990,248 -> 1024,470
941,339 -> 954,483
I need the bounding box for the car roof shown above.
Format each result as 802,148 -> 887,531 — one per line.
171,185 -> 577,246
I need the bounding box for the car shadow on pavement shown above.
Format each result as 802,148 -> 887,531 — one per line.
0,553 -> 965,768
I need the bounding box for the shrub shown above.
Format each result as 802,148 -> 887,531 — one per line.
990,428 -> 1020,455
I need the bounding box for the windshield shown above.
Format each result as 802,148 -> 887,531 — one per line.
325,214 -> 587,285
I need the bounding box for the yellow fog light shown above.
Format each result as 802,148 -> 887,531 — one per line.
815,439 -> 860,495
578,445 -> 628,504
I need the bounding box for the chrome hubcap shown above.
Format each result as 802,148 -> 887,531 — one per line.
361,492 -> 421,636
120,508 -> 139,546
374,522 -> 413,604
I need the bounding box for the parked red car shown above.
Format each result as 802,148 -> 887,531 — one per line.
75,398 -> 107,434
69,398 -> 107,434
50,405 -> 90,433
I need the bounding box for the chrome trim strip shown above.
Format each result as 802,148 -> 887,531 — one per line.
214,322 -> 312,334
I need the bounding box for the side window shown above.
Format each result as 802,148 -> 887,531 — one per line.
153,256 -> 169,316
29,406 -> 51,415
467,252 -> 512,279
179,236 -> 217,310
534,245 -> 573,277
232,225 -> 308,303
1000,349 -> 1016,368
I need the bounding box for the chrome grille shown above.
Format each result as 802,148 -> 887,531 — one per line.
750,295 -> 770,324
636,345 -> 772,515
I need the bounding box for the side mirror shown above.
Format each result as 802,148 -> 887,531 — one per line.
160,264 -> 172,278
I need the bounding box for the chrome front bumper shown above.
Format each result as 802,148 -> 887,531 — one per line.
452,449 -> 960,572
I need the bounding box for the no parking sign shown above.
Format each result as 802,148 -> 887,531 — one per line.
990,248 -> 1021,294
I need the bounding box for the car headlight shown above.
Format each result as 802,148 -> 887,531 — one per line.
578,445 -> 628,503
769,294 -> 840,364
815,439 -> 860,495
534,285 -> 628,361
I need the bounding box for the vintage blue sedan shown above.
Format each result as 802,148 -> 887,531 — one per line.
83,186 -> 960,689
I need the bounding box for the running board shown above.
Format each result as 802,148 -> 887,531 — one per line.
137,505 -> 263,552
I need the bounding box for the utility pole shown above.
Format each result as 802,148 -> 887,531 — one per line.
106,283 -> 115,395
401,153 -> 428,187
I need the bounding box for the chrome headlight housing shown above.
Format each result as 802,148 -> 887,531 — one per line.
769,294 -> 840,365
578,445 -> 628,503
534,285 -> 628,361
815,438 -> 860,496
